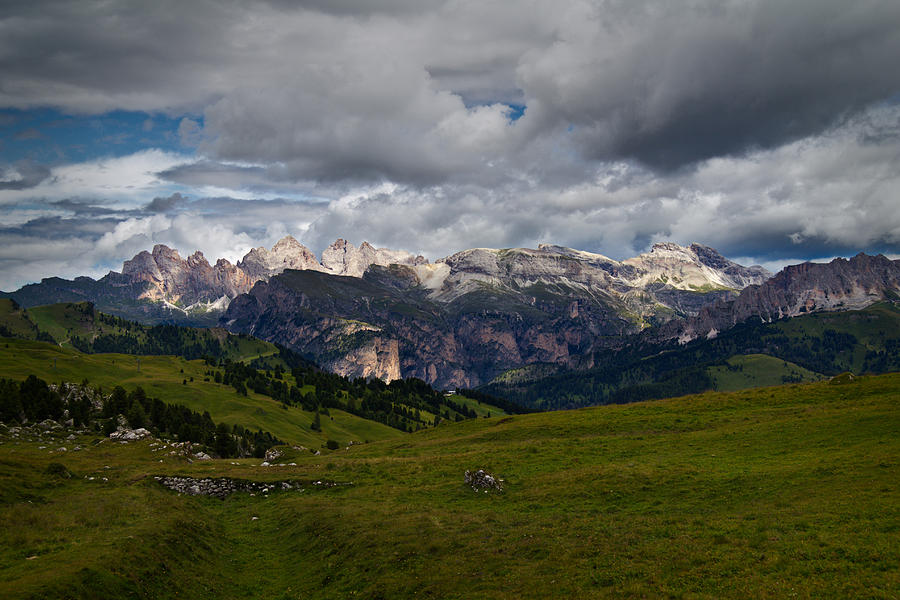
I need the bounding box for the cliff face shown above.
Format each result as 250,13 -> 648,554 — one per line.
666,253 -> 900,343
321,239 -> 426,277
222,265 -> 622,388
113,236 -> 426,308
222,243 -> 772,388
121,245 -> 251,305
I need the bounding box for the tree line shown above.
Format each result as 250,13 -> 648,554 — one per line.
0,374 -> 280,458
204,356 -> 519,432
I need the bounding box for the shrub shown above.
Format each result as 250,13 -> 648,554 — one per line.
45,462 -> 73,479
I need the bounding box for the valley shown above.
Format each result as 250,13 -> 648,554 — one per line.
1,244 -> 899,599
1,372 -> 897,598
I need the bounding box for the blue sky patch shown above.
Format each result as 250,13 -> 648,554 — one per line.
0,108 -> 196,165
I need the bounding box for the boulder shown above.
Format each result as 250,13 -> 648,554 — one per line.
464,469 -> 504,492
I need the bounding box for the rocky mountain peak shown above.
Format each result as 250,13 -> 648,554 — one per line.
623,242 -> 771,290
150,244 -> 181,263
238,236 -> 322,280
187,251 -> 210,269
272,235 -> 303,251
322,238 -> 426,277
121,250 -> 160,279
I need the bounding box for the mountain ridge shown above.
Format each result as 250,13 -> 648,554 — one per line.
3,238 -> 775,388
221,242 -> 771,387
664,252 -> 900,343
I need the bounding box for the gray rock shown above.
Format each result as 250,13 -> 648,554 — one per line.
465,469 -> 504,492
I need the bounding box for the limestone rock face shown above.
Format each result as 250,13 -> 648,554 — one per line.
623,243 -> 771,291
321,238 -> 426,277
121,244 -> 248,306
427,242 -> 769,309
665,253 -> 900,343
115,236 -> 426,309
238,236 -> 324,281
326,337 -> 401,382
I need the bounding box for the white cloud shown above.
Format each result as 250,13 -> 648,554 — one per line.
0,150 -> 191,207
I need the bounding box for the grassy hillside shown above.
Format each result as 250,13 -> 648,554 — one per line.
0,338 -> 402,447
707,354 -> 824,391
23,301 -> 284,363
0,301 -> 515,439
1,372 -> 897,598
0,299 -> 41,339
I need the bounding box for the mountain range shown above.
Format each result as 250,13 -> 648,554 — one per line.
4,238 -> 770,386
5,237 -> 899,390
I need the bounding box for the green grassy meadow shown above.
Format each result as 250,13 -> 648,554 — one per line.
0,338 -> 403,447
445,392 -> 509,418
1,372 -> 897,598
708,354 -> 824,391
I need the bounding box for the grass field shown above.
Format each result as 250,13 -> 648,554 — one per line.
446,392 -> 509,418
0,337 -> 404,447
708,354 -> 824,391
1,371 -> 897,598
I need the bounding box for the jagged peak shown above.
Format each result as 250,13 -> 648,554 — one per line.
186,251 -> 210,268
649,241 -> 688,253
328,238 -> 352,249
271,235 -> 303,251
151,244 -> 180,259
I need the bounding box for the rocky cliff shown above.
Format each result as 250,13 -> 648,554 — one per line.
665,253 -> 900,343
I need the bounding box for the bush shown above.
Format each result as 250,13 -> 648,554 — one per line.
325,439 -> 340,450
45,462 -> 73,479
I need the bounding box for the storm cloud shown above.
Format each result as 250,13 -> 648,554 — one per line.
1,0 -> 900,289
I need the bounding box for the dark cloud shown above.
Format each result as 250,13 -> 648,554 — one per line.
51,199 -> 121,217
0,215 -> 122,239
5,1 -> 896,177
264,0 -> 444,17
0,161 -> 51,190
157,161 -> 292,193
518,0 -> 900,170
144,192 -> 188,213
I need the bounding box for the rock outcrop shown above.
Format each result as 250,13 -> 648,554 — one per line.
464,469 -> 503,492
155,475 -> 301,499
321,239 -> 426,277
665,253 -> 900,343
122,245 -> 249,306
238,236 -> 324,281
116,236 -> 428,306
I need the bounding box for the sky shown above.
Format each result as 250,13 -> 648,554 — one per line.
2,0 -> 900,290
